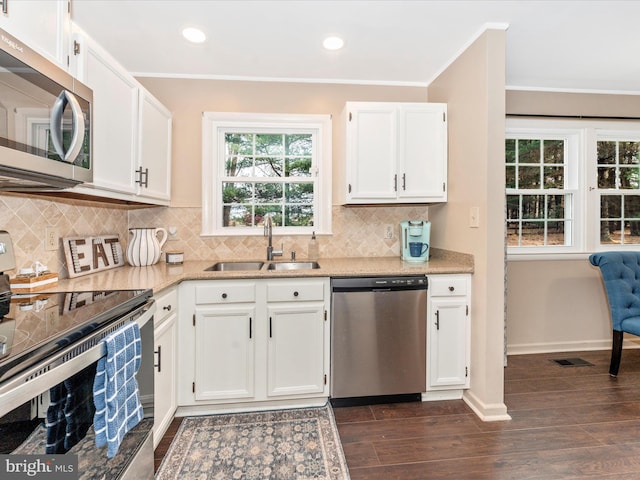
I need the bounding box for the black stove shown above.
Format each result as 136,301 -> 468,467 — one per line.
0,288 -> 152,384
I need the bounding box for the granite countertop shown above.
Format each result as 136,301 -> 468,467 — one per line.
44,248 -> 474,294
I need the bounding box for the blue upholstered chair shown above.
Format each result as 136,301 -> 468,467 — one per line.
589,252 -> 640,376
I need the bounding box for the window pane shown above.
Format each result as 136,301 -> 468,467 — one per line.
223,204 -> 251,227
521,221 -> 544,245
285,134 -> 312,156
619,141 -> 640,164
598,141 -> 617,165
519,166 -> 541,188
222,182 -> 253,203
628,221 -> 640,243
601,220 -> 622,244
506,195 -> 520,220
619,166 -> 640,189
543,166 -> 564,188
506,166 -> 516,188
506,222 -> 520,246
255,134 -> 283,155
505,139 -> 516,164
522,195 -> 545,219
626,195 -> 640,218
225,156 -> 253,177
255,157 -> 283,177
286,157 -> 312,177
546,221 -> 565,245
285,205 -> 314,226
601,195 -> 621,219
518,139 -> 540,163
547,195 -> 565,219
598,166 -> 617,188
225,133 -> 253,156
285,183 -> 314,203
543,140 -> 564,164
255,183 -> 282,203
256,207 -> 282,226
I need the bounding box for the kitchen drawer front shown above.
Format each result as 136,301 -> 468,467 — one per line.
195,282 -> 257,304
429,276 -> 468,297
154,287 -> 178,324
266,281 -> 325,302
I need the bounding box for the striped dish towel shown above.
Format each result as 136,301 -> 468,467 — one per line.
93,321 -> 144,458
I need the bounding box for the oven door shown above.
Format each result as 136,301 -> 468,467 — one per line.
0,301 -> 155,480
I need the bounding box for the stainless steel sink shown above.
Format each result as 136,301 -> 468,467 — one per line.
205,261 -> 264,271
266,261 -> 320,271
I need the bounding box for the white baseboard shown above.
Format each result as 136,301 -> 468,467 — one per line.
506,337 -> 640,355
462,390 -> 511,422
422,390 -> 464,401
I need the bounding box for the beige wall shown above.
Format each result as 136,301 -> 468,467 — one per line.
506,90 -> 640,353
428,29 -> 508,420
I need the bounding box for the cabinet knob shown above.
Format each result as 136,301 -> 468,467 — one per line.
163,304 -> 172,311
293,291 -> 299,297
448,286 -> 455,292
222,293 -> 228,299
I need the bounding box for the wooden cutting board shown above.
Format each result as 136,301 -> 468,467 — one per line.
63,234 -> 125,278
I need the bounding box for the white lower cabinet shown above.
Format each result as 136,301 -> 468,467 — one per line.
178,278 -> 330,414
153,287 -> 178,448
424,274 -> 471,401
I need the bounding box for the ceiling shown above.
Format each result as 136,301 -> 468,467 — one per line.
71,0 -> 640,93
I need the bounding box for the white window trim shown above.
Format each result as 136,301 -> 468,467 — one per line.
507,118 -> 640,260
201,112 -> 332,236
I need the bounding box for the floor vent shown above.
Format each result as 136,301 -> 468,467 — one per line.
551,358 -> 594,367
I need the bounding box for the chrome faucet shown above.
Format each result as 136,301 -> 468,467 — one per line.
264,215 -> 283,261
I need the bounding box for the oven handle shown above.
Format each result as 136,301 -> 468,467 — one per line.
0,299 -> 155,418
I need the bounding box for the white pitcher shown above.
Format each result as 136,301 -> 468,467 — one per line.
126,227 -> 168,266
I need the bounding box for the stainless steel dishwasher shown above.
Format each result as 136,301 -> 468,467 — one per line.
330,276 -> 427,403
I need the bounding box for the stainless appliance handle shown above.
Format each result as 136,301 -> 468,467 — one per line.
0,300 -> 155,417
49,90 -> 86,163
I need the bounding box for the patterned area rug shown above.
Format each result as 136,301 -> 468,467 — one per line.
155,404 -> 350,480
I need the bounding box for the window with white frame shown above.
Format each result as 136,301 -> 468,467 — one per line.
202,113 -> 332,236
506,118 -> 640,257
505,127 -> 581,253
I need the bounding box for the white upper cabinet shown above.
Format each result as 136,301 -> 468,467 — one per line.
71,27 -> 138,196
137,90 -> 172,202
343,101 -> 447,204
68,24 -> 172,205
0,0 -> 70,68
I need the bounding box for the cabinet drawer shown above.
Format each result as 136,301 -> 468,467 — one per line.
430,276 -> 467,296
154,287 -> 178,323
266,281 -> 324,302
195,282 -> 256,304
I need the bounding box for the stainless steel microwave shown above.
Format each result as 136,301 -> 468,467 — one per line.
0,28 -> 92,190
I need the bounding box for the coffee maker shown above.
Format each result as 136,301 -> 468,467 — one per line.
400,220 -> 431,262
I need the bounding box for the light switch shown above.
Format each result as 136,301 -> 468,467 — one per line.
469,206 -> 480,228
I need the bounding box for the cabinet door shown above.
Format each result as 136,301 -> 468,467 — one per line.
398,104 -> 447,202
0,0 -> 69,67
137,90 -> 172,202
153,314 -> 177,448
346,103 -> 397,202
72,29 -> 138,195
194,306 -> 256,401
266,303 -> 326,397
428,297 -> 469,388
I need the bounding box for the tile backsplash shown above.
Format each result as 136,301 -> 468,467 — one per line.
1,193 -> 428,278
129,205 -> 429,262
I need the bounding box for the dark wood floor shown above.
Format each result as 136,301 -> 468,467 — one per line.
155,349 -> 640,479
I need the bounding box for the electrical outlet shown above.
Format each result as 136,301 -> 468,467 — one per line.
45,227 -> 58,251
45,305 -> 59,332
384,224 -> 394,239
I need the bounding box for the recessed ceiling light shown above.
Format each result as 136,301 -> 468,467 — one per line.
323,36 -> 344,50
182,27 -> 206,44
